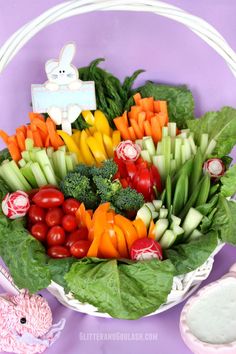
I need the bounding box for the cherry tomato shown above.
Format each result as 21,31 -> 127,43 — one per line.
47,246 -> 71,258
62,215 -> 77,232
63,198 -> 80,215
70,240 -> 91,258
45,207 -> 63,227
31,222 -> 48,242
65,228 -> 89,248
47,226 -> 66,246
32,189 -> 64,208
28,205 -> 46,223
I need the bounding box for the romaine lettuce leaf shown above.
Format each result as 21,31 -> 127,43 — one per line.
165,231 -> 218,275
220,164 -> 236,197
65,258 -> 175,319
211,196 -> 236,245
187,107 -> 236,156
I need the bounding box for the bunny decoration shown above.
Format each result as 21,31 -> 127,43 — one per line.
0,265 -> 65,354
31,42 -> 96,135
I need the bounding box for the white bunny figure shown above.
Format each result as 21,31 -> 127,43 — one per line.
45,43 -> 83,135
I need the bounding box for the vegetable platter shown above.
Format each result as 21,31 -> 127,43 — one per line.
0,0 -> 236,320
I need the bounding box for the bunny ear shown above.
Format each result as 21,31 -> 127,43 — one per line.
59,42 -> 76,65
0,265 -> 20,295
45,60 -> 58,75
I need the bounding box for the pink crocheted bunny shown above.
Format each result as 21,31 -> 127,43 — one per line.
0,266 -> 65,354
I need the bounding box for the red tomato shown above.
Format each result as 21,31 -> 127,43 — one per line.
63,198 -> 80,215
31,222 -> 48,242
130,238 -> 163,261
32,189 -> 64,208
45,207 -> 63,227
47,226 -> 66,246
47,246 -> 71,258
62,215 -> 77,232
70,240 -> 91,258
28,205 -> 46,223
65,228 -> 88,248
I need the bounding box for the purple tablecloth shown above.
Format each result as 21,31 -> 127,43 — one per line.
0,1 -> 236,353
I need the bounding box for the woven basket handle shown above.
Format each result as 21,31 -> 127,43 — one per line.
0,0 -> 236,76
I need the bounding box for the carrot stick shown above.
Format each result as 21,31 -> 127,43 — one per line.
145,111 -> 155,122
28,112 -> 44,122
159,101 -> 168,116
128,126 -> 137,141
151,117 -> 162,144
128,106 -> 142,121
137,112 -> 146,134
143,120 -> 152,137
157,113 -> 168,127
154,101 -> 160,113
113,117 -> 131,140
130,119 -> 143,139
32,130 -> 43,147
122,111 -> 129,127
16,131 -> 26,151
8,142 -> 21,162
45,135 -> 50,148
0,130 -> 9,144
7,135 -> 17,145
26,126 -> 34,140
133,93 -> 142,105
46,118 -> 64,148
139,97 -> 154,112
31,118 -> 48,135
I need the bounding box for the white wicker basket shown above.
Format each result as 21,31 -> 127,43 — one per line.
0,0 -> 235,317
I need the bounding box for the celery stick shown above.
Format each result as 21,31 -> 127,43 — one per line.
153,155 -> 165,181
168,122 -> 177,137
142,136 -> 155,156
188,135 -> 197,155
65,155 -> 74,172
9,161 -> 31,191
55,150 -> 67,179
183,139 -> 192,160
18,159 -> 26,168
31,162 -> 47,187
25,138 -> 34,151
200,133 -> 209,155
58,146 -> 67,153
162,127 -> 169,137
170,159 -> 176,174
70,153 -> 78,167
52,152 -> 59,177
181,145 -> 187,165
21,164 -> 38,188
32,147 -> 41,152
174,138 -> 182,169
0,163 -> 26,191
204,139 -> 217,158
141,150 -> 152,163
156,142 -> 162,155
135,139 -> 143,149
47,147 -> 54,158
29,151 -> 37,162
35,150 -> 57,185
163,136 -> 171,176
179,132 -> 187,139
21,151 -> 30,162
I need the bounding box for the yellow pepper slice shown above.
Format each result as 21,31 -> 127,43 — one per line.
94,110 -> 110,136
86,136 -> 107,164
112,130 -> 121,148
93,131 -> 108,158
80,130 -> 96,165
57,130 -> 84,163
103,134 -> 114,158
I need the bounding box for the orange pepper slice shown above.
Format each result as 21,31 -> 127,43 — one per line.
132,219 -> 147,239
114,215 -> 138,252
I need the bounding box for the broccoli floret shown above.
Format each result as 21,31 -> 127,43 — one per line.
93,175 -> 121,201
74,163 -> 93,178
60,172 -> 99,209
91,159 -> 118,179
113,187 -> 144,214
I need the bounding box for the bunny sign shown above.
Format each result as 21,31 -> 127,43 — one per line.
31,43 -> 96,135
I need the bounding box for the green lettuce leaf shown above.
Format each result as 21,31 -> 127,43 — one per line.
187,107 -> 236,156
220,164 -> 236,197
65,258 -> 175,319
47,257 -> 78,292
165,231 -> 218,275
211,196 -> 236,245
125,82 -> 194,128
0,213 -> 51,292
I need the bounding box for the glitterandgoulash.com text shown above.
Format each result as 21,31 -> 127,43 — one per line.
79,332 -> 159,341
